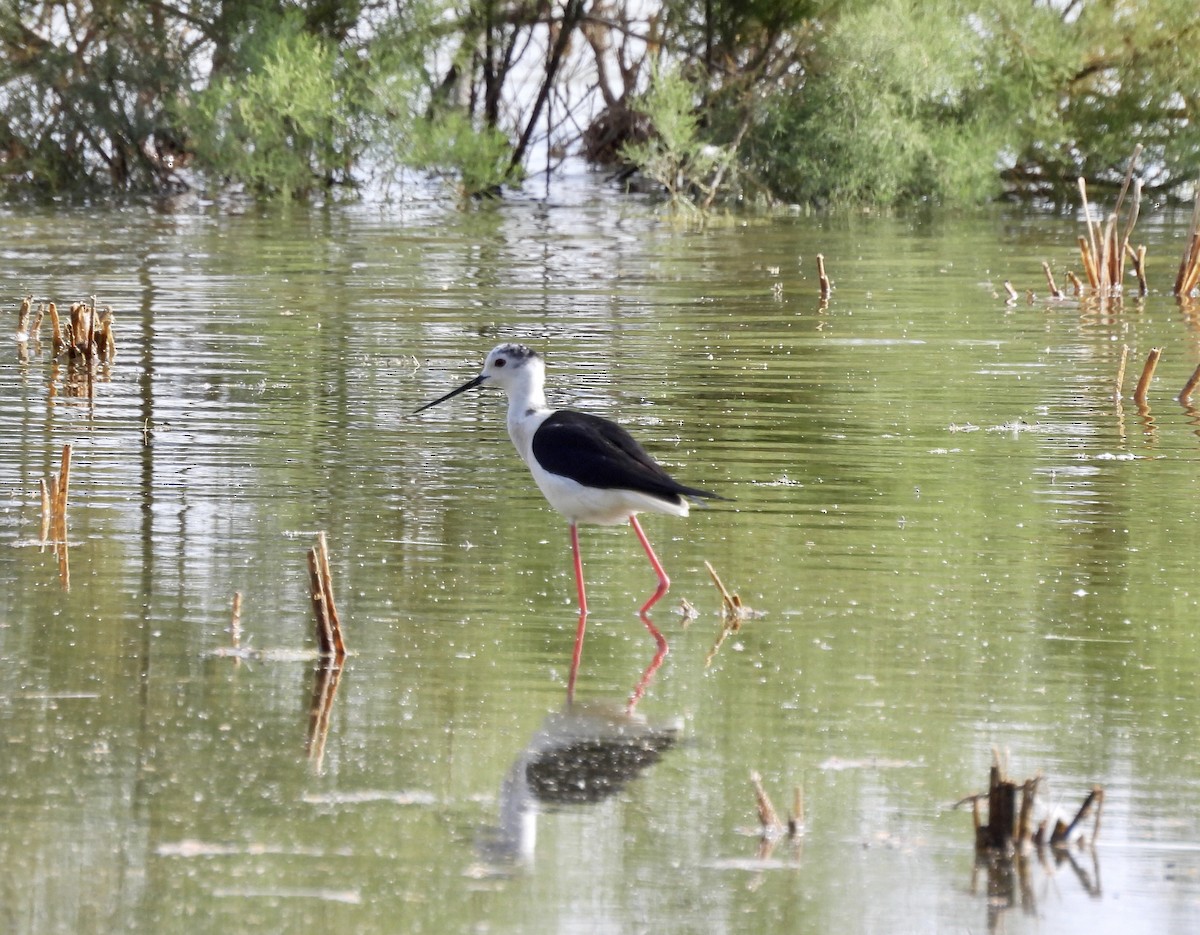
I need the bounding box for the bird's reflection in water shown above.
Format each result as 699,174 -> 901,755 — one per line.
475,699 -> 681,871
473,620 -> 678,873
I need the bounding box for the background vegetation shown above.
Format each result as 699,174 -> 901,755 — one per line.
2,0 -> 1198,206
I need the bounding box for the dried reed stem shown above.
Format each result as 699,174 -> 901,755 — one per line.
1114,344 -> 1129,399
38,478 -> 51,542
1003,281 -> 1018,301
1041,262 -> 1063,298
1175,184 -> 1200,296
1126,243 -> 1148,295
53,444 -> 72,543
1079,177 -> 1100,280
816,253 -> 831,301
230,591 -> 243,648
17,295 -> 32,335
48,302 -> 64,353
788,785 -> 805,837
750,772 -> 782,832
1134,348 -> 1162,406
308,532 -> 346,660
1179,363 -> 1200,404
1077,236 -> 1099,290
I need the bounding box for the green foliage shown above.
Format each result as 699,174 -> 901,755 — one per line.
746,0 -> 1200,206
620,65 -> 730,212
405,109 -> 520,199
746,0 -> 1009,206
4,0 -> 1200,206
178,12 -> 356,199
0,0 -> 199,193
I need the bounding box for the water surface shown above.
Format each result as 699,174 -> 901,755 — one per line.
2,183 -> 1199,933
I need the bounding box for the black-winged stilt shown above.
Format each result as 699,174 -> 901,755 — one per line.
414,343 -> 723,630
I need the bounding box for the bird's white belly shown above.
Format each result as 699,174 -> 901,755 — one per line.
530,467 -> 689,525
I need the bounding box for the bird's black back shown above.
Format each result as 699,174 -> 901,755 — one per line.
532,409 -> 720,502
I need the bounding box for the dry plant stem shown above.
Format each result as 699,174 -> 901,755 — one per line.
1017,775 -> 1040,845
1179,363 -> 1200,403
54,444 -> 72,543
1041,262 -> 1062,298
1115,344 -> 1129,398
315,532 -> 345,656
230,592 -> 243,648
1003,281 -> 1018,301
1100,213 -> 1119,292
1067,271 -> 1084,295
308,532 -> 346,660
1126,243 -> 1148,295
816,253 -> 831,300
1182,237 -> 1200,298
1052,786 -> 1104,847
38,478 -> 50,542
1134,348 -> 1162,406
788,785 -> 805,836
751,771 -> 781,832
1076,236 -> 1100,290
307,548 -> 332,652
18,296 -> 31,334
1175,186 -> 1200,295
48,302 -> 64,353
1078,178 -> 1101,282
704,560 -> 738,619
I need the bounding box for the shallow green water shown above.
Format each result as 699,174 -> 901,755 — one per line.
2,182 -> 1199,933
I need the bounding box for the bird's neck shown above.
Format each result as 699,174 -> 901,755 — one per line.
505,377 -> 549,420
505,381 -> 550,468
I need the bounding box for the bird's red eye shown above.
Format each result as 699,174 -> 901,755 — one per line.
494,358 -> 506,367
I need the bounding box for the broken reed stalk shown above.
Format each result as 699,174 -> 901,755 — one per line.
230,591 -> 243,649
967,753 -> 1102,853
751,771 -> 782,832
1179,363 -> 1200,404
38,478 -> 51,542
39,443 -> 73,544
307,532 -> 346,661
1134,347 -> 1162,406
788,785 -> 805,837
47,301 -> 64,354
56,444 -> 71,542
25,297 -> 116,361
1175,184 -> 1200,296
1041,262 -> 1063,298
1051,786 -> 1105,847
1127,243 -> 1148,295
1002,281 -> 1019,302
1114,344 -> 1129,399
17,295 -> 32,335
1076,149 -> 1144,296
816,253 -> 831,301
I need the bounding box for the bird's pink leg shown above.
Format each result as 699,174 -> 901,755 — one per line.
629,515 -> 671,648
567,522 -> 588,702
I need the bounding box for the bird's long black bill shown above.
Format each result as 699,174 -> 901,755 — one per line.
413,374 -> 487,414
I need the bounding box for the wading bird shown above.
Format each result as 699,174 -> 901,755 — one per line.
414,344 -> 723,638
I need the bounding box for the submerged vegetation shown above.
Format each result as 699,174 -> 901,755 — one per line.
2,0 -> 1199,207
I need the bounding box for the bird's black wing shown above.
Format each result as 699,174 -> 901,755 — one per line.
532,410 -> 721,501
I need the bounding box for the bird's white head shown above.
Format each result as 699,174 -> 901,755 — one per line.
413,342 -> 547,414
480,343 -> 544,393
